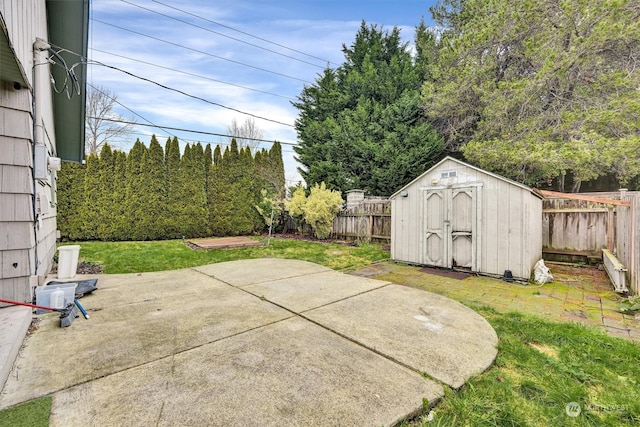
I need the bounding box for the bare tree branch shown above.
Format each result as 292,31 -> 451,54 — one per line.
85,86 -> 136,154
225,117 -> 264,153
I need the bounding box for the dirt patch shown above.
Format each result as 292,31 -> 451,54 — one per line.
50,261 -> 103,275
326,250 -> 347,256
529,342 -> 558,359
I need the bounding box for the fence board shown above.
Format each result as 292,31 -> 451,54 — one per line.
617,194 -> 640,294
332,213 -> 391,242
542,199 -> 613,252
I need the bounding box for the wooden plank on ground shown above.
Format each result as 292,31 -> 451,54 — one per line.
188,237 -> 263,250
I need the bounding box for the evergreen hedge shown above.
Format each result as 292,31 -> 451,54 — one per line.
58,137 -> 286,241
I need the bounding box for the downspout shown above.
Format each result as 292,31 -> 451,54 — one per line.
31,37 -> 51,281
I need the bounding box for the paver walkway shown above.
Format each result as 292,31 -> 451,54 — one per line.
352,262 -> 640,342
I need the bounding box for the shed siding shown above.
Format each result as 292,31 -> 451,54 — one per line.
391,157 -> 542,280
0,1 -> 57,303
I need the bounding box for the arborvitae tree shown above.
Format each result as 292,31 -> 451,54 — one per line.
57,161 -> 85,240
136,135 -> 166,240
210,143 -> 236,235
181,143 -> 208,237
213,144 -> 222,165
208,145 -> 223,233
79,153 -> 101,240
268,142 -> 285,198
96,144 -> 116,240
111,150 -> 128,240
124,139 -> 148,240
203,143 -> 212,209
165,136 -> 182,239
236,146 -> 262,233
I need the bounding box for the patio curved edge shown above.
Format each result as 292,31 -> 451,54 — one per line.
302,281 -> 499,390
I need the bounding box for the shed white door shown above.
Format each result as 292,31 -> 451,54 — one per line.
422,187 -> 477,269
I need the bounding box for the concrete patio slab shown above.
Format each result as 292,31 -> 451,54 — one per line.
51,317 -> 443,427
0,269 -> 292,407
305,284 -> 499,389
1,259 -> 499,426
194,258 -> 330,287
243,271 -> 390,313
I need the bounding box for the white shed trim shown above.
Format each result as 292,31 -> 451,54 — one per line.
390,156 -> 542,199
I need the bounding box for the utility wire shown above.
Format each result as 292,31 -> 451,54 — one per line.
89,59 -> 295,127
52,42 -> 295,128
125,130 -> 296,153
122,0 -> 325,69
92,116 -> 299,146
92,18 -> 312,84
150,0 -> 335,67
90,47 -> 295,101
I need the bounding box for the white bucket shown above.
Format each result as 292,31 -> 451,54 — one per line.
57,245 -> 81,279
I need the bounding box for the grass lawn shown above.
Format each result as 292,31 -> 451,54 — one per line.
2,238 -> 639,426
0,397 -> 50,427
404,307 -> 640,426
72,237 -> 389,273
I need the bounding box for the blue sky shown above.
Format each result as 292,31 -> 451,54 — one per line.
88,0 -> 438,186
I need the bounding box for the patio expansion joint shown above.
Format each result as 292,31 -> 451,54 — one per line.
192,266 -> 334,287
27,315 -> 296,405
191,268 -> 453,390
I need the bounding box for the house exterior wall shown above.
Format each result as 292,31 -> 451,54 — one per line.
391,157 -> 542,280
0,1 -> 58,303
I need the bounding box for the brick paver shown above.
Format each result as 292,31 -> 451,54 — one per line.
351,262 -> 640,343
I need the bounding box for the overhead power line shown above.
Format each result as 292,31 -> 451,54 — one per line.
89,59 -> 295,127
52,42 -> 295,128
150,0 -> 335,67
92,116 -> 299,146
121,0 -> 325,69
92,18 -> 312,84
87,82 -> 177,139
90,47 -> 295,101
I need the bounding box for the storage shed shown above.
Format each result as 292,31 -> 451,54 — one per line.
390,157 -> 543,280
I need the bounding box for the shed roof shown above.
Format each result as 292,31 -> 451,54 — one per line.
390,156 -> 542,199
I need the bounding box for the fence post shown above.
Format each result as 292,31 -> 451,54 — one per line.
607,207 -> 614,251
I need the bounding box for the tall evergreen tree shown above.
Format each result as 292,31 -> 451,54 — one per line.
57,161 -> 85,240
111,150 -> 128,240
124,139 -> 148,240
165,136 -> 182,238
203,143 -> 212,208
293,21 -> 444,196
181,143 -> 208,237
267,142 -> 286,198
137,135 -> 167,240
208,144 -> 223,234
96,144 -> 116,240
79,153 -> 101,240
425,0 -> 640,190
209,144 -> 234,235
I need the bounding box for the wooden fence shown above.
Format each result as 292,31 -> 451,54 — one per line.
331,199 -> 391,242
541,190 -> 640,294
542,199 -> 616,253
617,193 -> 640,294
